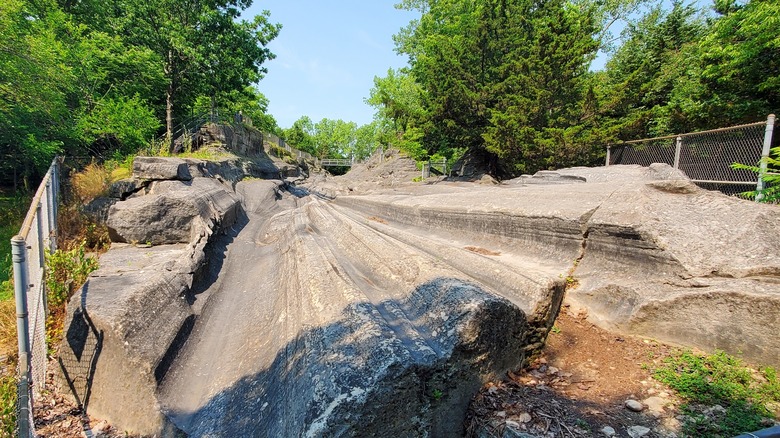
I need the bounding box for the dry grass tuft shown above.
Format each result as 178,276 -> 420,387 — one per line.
71,163 -> 110,203
0,299 -> 17,360
57,205 -> 110,252
465,246 -> 501,256
367,216 -> 388,225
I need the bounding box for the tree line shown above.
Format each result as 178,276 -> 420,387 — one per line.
363,0 -> 778,177
0,0 -> 281,189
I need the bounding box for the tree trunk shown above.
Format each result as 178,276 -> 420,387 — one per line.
165,50 -> 176,154
166,83 -> 174,153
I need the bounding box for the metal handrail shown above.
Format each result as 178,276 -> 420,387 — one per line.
18,157 -> 59,240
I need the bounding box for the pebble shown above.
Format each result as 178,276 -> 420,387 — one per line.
601,425 -> 616,437
93,420 -> 109,433
517,412 -> 532,423
504,420 -> 521,429
642,396 -> 668,417
625,399 -> 644,412
627,425 -> 651,437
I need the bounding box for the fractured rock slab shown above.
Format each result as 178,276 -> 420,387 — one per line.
106,177 -> 239,245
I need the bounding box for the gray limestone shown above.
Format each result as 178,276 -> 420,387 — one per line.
133,156 -> 192,181
106,177 -> 240,245
58,158 -> 780,437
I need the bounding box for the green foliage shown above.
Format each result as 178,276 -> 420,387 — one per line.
694,0 -> 780,126
654,349 -> 780,437
76,95 -> 161,156
0,373 -> 16,437
390,0 -> 604,176
383,0 -> 776,177
313,118 -> 358,160
602,1 -> 705,138
45,242 -> 99,309
733,145 -> 780,202
283,116 -> 317,155
0,0 -> 280,178
0,192 -> 31,294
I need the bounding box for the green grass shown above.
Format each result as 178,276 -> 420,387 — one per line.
654,349 -> 780,437
0,192 -> 31,299
0,191 -> 28,438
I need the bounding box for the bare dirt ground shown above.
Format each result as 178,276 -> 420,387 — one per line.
34,305 -> 682,438
466,306 -> 685,438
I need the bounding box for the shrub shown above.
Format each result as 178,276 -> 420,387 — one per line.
76,95 -> 161,156
733,145 -> 780,203
45,241 -> 98,309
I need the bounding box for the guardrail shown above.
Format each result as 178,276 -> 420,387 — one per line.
320,159 -> 353,167
10,157 -> 60,437
421,158 -> 448,178
607,115 -> 775,198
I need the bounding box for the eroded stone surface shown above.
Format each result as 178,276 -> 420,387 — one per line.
133,157 -> 192,181
106,177 -> 239,245
58,159 -> 780,437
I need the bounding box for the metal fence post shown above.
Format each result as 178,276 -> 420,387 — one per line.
11,236 -> 31,438
757,114 -> 776,201
605,146 -> 611,166
673,136 -> 682,169
51,161 -> 59,248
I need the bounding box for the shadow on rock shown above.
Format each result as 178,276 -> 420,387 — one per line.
163,278 -> 534,438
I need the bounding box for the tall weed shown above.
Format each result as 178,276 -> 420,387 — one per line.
45,242 -> 98,309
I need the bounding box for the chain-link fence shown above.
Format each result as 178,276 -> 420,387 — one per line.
262,132 -> 319,163
10,157 -> 60,437
607,115 -> 776,198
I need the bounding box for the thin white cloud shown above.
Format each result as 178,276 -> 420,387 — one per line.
356,29 -> 385,51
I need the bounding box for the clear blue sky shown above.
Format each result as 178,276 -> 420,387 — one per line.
242,1 -> 420,129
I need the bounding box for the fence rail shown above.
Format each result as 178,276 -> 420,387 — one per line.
607,115 -> 775,198
262,132 -> 319,164
11,157 -> 60,437
320,159 -> 353,167
421,158 -> 448,178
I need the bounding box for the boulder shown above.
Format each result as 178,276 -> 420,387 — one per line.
107,178 -> 145,200
57,243 -> 200,436
106,177 -> 240,245
56,174 -> 252,435
133,157 -> 192,181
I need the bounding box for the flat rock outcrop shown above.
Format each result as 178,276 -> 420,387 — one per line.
332,163 -> 780,367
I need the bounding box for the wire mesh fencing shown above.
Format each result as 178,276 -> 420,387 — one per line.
10,157 -> 60,437
607,115 -> 775,199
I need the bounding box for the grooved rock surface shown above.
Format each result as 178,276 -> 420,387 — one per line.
157,180 -> 564,437
58,158 -> 780,437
